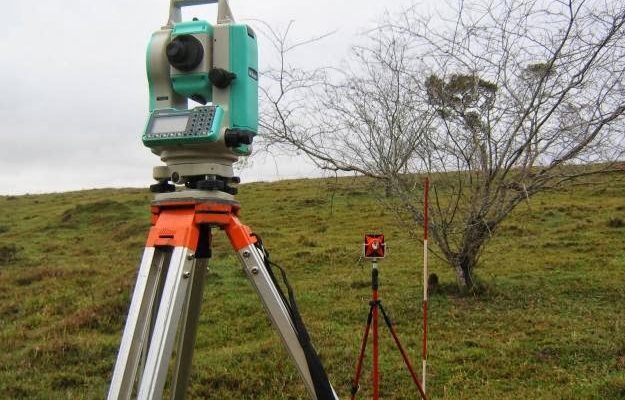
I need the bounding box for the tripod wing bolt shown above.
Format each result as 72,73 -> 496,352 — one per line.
150,181 -> 176,193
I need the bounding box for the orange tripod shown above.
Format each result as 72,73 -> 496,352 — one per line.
107,197 -> 338,400
350,260 -> 428,400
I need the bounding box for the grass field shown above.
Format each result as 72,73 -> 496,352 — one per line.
0,174 -> 624,399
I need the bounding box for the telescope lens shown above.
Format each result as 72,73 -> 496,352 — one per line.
166,35 -> 204,72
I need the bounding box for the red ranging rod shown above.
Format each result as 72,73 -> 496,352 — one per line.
422,177 -> 429,393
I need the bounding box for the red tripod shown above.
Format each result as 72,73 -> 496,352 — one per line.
350,260 -> 428,400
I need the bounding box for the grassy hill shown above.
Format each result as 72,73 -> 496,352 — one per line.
0,175 -> 624,399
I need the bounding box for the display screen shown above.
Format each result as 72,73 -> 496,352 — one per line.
151,115 -> 189,134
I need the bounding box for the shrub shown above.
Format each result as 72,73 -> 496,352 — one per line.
0,244 -> 20,265
297,234 -> 319,247
608,217 -> 625,228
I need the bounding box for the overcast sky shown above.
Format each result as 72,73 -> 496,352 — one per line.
0,0 -> 423,195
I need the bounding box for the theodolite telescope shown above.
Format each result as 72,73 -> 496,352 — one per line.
143,0 -> 258,194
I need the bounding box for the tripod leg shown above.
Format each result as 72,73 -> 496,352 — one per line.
378,303 -> 428,400
108,247 -> 172,400
170,258 -> 208,400
372,299 -> 379,400
221,215 -> 338,399
372,266 -> 380,400
137,246 -> 197,400
138,251 -> 171,388
235,243 -> 332,400
350,303 -> 374,400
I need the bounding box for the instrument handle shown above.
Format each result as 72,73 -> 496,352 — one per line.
168,0 -> 232,25
171,0 -> 218,9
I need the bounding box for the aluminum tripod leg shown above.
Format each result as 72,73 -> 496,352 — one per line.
137,246 -> 195,400
107,247 -> 171,400
107,246 -> 200,400
171,258 -> 208,400
234,243 -> 339,400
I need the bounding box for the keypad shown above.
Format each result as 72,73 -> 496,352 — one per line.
188,106 -> 217,137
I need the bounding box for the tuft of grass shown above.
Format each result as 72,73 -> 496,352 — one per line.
297,234 -> 319,247
601,376 -> 625,399
0,243 -> 20,265
608,217 -> 625,228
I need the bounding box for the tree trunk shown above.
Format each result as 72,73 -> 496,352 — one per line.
453,259 -> 475,292
384,181 -> 393,198
452,220 -> 488,291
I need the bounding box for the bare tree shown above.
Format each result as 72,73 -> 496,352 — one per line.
258,0 -> 625,290
257,21 -> 432,182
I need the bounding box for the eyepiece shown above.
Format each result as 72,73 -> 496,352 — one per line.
166,35 -> 204,72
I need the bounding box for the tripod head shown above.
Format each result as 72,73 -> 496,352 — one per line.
144,0 -> 258,194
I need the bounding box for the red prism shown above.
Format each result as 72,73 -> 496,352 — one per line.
364,234 -> 385,259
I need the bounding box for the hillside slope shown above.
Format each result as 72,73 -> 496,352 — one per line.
0,176 -> 624,399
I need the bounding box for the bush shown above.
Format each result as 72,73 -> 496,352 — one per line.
608,217 -> 625,228
0,244 -> 20,265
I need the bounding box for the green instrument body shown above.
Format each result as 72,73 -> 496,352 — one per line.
143,19 -> 258,151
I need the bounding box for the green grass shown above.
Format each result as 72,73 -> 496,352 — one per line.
0,174 -> 624,399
